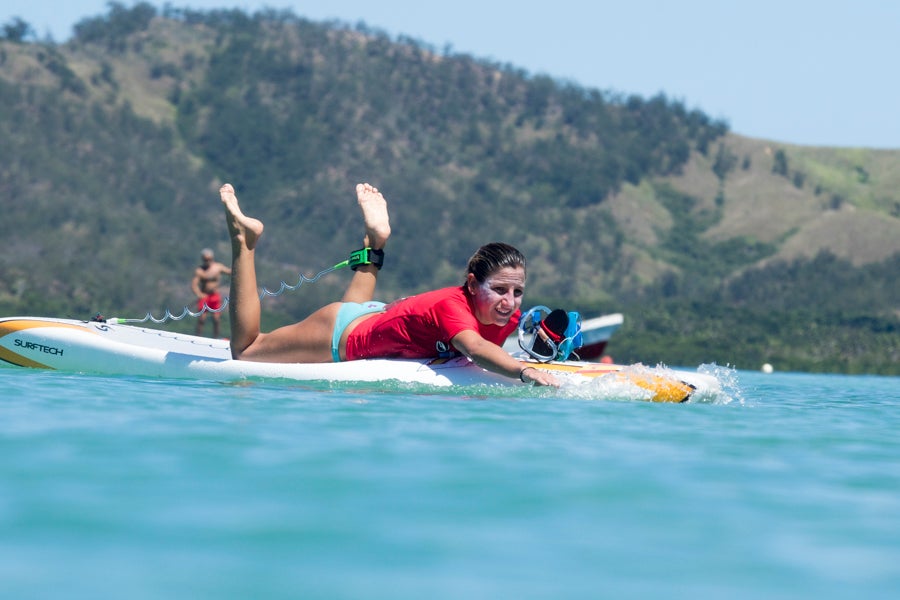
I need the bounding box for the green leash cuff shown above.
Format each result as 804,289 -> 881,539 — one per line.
347,247 -> 385,271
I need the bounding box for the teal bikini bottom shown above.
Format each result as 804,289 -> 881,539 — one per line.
331,301 -> 386,362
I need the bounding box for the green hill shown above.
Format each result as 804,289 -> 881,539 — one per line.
1,4 -> 897,374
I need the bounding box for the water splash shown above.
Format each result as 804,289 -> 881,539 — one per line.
697,363 -> 744,405
559,368 -> 663,403
559,362 -> 743,405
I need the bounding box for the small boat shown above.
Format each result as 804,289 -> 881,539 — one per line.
572,312 -> 624,360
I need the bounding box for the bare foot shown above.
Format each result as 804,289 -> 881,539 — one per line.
356,183 -> 391,249
220,184 -> 264,250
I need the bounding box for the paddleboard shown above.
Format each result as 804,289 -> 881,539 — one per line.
0,316 -> 719,403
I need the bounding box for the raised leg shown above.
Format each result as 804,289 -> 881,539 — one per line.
220,183 -> 264,357
342,183 -> 391,303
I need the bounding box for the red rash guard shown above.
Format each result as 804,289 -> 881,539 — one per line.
345,286 -> 520,360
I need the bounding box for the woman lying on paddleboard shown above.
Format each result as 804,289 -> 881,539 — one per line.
220,182 -> 560,387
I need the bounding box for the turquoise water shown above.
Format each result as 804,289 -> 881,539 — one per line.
1,364 -> 898,599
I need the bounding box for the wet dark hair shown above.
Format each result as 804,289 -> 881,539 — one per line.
465,242 -> 527,284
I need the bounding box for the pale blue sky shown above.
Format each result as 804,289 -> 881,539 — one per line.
5,0 -> 899,149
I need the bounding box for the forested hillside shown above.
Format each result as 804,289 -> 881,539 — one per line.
1,3 -> 897,373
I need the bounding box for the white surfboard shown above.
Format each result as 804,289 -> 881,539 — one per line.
0,316 -> 720,403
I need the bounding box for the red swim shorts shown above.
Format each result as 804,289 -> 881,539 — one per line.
198,292 -> 222,311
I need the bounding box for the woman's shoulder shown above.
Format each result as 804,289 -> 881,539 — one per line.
402,285 -> 466,303
396,286 -> 471,316
430,285 -> 469,306
385,286 -> 464,311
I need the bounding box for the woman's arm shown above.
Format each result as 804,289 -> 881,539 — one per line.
451,329 -> 560,387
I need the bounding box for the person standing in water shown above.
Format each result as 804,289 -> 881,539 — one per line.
219,182 -> 559,387
191,248 -> 231,338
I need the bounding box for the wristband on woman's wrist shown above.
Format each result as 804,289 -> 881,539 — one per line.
519,366 -> 535,382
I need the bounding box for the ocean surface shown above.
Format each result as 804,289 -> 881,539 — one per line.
1,363 -> 898,599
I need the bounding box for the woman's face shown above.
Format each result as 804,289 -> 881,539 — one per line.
466,266 -> 525,326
